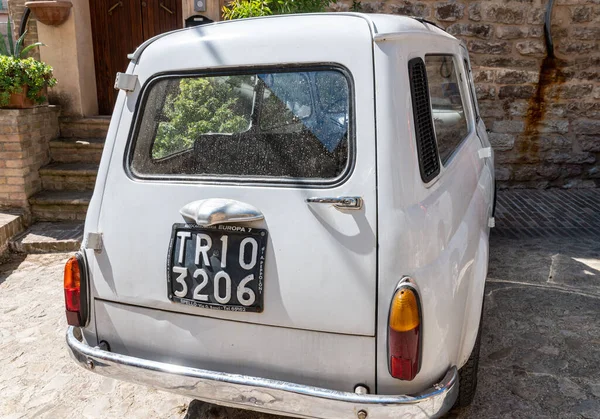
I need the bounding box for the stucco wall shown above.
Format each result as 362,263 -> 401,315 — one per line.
332,0 -> 600,189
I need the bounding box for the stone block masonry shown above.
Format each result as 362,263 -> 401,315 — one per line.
0,106 -> 59,209
331,0 -> 600,189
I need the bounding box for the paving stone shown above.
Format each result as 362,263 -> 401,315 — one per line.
0,253 -> 190,418
29,190 -> 92,222
0,212 -> 25,259
49,137 -> 105,164
59,117 -> 110,139
494,189 -> 600,238
9,222 -> 84,254
1,189 -> 599,418
39,162 -> 99,192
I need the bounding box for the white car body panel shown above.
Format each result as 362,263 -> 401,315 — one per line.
372,29 -> 493,393
91,14 -> 378,337
79,13 -> 494,407
94,299 -> 375,391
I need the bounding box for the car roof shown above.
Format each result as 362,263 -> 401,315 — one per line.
129,13 -> 457,63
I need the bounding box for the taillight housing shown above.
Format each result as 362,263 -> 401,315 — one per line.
64,252 -> 88,327
388,281 -> 422,381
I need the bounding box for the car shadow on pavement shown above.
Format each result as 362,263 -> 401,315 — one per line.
184,400 -> 287,419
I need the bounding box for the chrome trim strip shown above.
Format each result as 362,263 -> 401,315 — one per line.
67,327 -> 458,418
180,198 -> 264,226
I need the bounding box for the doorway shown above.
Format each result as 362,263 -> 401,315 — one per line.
89,0 -> 183,115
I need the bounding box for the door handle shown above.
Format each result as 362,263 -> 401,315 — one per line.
160,2 -> 174,14
108,1 -> 123,15
306,196 -> 363,210
180,199 -> 264,226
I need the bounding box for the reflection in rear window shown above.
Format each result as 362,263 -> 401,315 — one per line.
129,69 -> 351,181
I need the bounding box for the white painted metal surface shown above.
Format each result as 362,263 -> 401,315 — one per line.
94,300 -> 376,391
80,12 -> 493,414
372,27 -> 493,394
92,14 -> 378,337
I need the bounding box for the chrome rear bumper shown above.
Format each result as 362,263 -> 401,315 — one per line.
66,326 -> 458,418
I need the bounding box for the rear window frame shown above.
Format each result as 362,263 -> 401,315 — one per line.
124,63 -> 356,189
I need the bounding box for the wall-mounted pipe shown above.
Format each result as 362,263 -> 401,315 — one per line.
544,0 -> 555,58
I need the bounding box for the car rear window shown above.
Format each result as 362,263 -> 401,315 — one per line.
129,68 -> 352,183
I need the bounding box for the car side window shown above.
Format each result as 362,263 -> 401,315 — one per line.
424,55 -> 469,165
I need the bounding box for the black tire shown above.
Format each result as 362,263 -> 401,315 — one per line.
454,310 -> 483,408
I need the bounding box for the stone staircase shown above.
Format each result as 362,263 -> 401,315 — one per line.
8,117 -> 108,253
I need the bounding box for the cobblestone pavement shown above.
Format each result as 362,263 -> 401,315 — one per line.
0,253 -> 190,419
1,190 -> 599,418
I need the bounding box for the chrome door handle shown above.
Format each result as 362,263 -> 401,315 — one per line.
180,199 -> 264,226
306,196 -> 363,210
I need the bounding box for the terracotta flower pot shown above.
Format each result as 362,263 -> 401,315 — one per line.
2,86 -> 36,109
25,1 -> 72,26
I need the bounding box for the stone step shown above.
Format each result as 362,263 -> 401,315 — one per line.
29,190 -> 92,222
0,212 -> 25,258
49,137 -> 105,164
59,116 -> 110,139
9,221 -> 84,254
40,162 -> 99,191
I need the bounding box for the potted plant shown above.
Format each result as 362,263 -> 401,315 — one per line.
0,18 -> 56,109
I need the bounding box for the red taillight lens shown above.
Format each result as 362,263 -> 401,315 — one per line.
64,254 -> 86,326
388,286 -> 421,381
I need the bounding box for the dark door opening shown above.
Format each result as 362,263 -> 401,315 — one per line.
90,0 -> 183,115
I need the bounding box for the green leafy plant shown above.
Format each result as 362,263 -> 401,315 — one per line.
223,0 -> 336,20
350,0 -> 362,12
0,56 -> 57,106
0,17 -> 44,58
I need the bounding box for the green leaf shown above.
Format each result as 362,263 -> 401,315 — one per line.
20,42 -> 45,58
15,31 -> 28,58
0,33 -> 8,56
6,16 -> 14,55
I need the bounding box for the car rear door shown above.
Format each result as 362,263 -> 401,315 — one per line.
89,16 -> 378,338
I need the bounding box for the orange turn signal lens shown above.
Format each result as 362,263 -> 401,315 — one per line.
389,288 -> 420,332
388,285 -> 422,380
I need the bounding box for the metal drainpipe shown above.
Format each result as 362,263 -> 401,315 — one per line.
19,7 -> 31,37
544,0 -> 555,58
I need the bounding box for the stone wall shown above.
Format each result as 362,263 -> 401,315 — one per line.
332,0 -> 600,188
7,0 -> 40,60
0,106 -> 59,209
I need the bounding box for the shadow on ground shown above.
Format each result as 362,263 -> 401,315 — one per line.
0,253 -> 27,286
452,233 -> 600,419
185,232 -> 600,419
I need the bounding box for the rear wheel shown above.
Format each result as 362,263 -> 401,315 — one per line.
455,309 -> 483,408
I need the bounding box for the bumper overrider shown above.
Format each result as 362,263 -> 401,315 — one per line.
66,326 -> 458,418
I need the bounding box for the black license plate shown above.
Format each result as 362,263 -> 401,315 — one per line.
167,223 -> 268,312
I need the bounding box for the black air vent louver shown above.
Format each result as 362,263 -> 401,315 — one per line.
408,57 -> 440,183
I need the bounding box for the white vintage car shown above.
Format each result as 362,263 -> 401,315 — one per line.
65,13 -> 495,419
